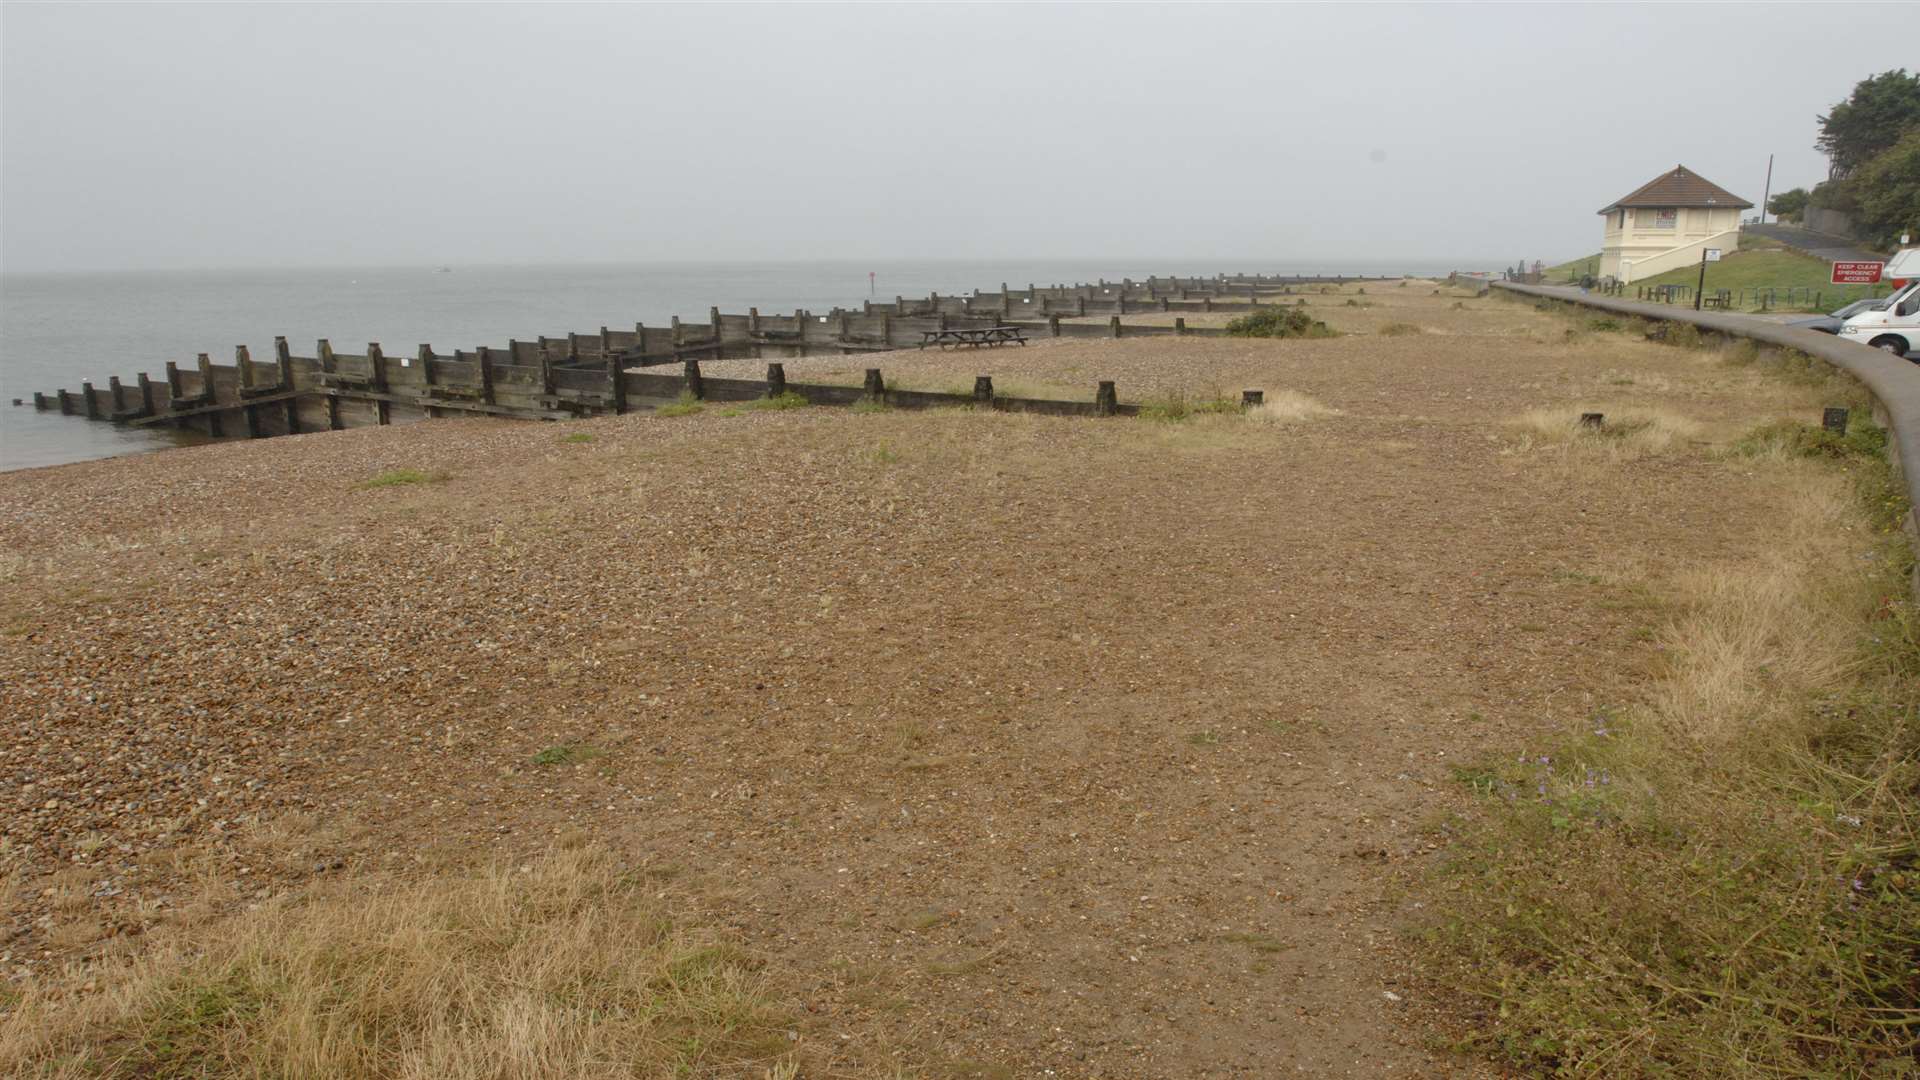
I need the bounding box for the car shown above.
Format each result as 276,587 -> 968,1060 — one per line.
1838,277 -> 1918,359
1788,297 -> 1888,335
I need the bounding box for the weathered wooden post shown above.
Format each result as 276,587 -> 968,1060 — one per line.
606,348 -> 628,414
313,340 -> 339,431
1203,297 -> 1214,312
1175,317 -> 1188,336
1242,390 -> 1264,407
538,349 -> 555,403
108,376 -> 126,417
165,360 -> 184,402
137,373 -> 157,418
1823,407 -> 1849,434
1076,295 -> 1087,317
669,317 -> 682,348
1110,316 -> 1122,339
1096,381 -> 1117,417
710,307 -> 723,355
367,344 -> 391,425
234,345 -> 261,437
1049,314 -> 1061,338
415,344 -> 437,418
476,346 -> 496,406
682,357 -> 704,401
880,312 -> 893,347
271,337 -> 299,433
749,307 -> 762,334
57,389 -> 73,416
766,362 -> 786,398
196,353 -> 216,403
863,368 -> 885,400
973,375 -> 993,403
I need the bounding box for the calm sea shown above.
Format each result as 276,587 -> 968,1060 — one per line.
0,258 -> 1463,471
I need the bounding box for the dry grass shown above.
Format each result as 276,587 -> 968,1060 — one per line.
1431,395 -> 1919,1074
1509,404 -> 1703,458
0,847 -> 797,1079
1648,469 -> 1865,744
1246,391 -> 1340,425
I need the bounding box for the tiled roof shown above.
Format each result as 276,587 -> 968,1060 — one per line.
1597,165 -> 1754,214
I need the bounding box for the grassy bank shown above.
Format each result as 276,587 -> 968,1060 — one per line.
1632,246 -> 1894,311
1426,306 -> 1919,1074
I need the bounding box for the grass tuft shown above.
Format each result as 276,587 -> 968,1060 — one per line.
1224,308 -> 1338,340
1376,322 -> 1422,337
654,391 -> 704,418
745,391 -> 809,411
1245,391 -> 1340,425
1139,391 -> 1241,422
359,468 -> 449,489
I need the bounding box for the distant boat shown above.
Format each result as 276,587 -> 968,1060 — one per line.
434,266 -> 453,274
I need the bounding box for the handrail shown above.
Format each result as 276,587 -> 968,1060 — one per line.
1496,282 -> 1920,592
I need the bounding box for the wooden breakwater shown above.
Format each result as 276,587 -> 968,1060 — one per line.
25,272 -> 1399,440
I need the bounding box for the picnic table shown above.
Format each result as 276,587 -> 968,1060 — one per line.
920,325 -> 1028,349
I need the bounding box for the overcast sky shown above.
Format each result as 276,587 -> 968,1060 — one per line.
2,2 -> 1911,273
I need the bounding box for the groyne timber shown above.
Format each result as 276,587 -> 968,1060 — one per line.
25,273 -> 1391,442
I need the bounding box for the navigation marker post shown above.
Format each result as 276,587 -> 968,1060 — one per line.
1693,247 -> 1722,311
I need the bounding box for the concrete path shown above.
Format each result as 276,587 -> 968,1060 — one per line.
1744,223 -> 1885,264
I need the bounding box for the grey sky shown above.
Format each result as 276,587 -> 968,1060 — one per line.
2,2 -> 1911,272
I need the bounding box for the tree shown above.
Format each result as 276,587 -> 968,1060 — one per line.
1852,128 -> 1920,249
1767,187 -> 1810,222
1816,70 -> 1920,177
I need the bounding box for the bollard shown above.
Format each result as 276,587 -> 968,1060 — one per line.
1579,412 -> 1605,429
1242,390 -> 1264,407
1822,407 -> 1849,434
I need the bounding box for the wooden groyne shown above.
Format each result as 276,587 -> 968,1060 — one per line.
26,272 -> 1396,440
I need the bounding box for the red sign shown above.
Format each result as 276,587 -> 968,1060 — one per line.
1832,261 -> 1884,284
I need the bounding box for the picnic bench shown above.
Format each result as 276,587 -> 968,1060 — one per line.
920,325 -> 1027,349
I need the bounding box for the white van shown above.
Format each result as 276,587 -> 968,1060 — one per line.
1839,247 -> 1919,358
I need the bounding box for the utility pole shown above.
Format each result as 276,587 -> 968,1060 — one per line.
1759,154 -> 1774,225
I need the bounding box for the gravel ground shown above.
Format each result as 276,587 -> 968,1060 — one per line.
0,293 -> 1844,1076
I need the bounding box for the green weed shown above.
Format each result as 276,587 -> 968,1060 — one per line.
360,468 -> 449,489
1224,308 -> 1338,339
655,392 -> 704,418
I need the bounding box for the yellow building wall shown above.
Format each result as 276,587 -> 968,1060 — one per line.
1599,207 -> 1742,282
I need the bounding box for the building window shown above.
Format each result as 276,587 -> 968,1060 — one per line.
1634,208 -> 1679,229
